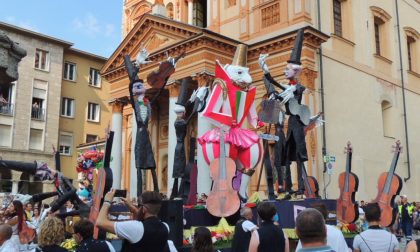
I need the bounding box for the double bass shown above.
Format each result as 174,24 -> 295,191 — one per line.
89,131 -> 114,238
301,164 -> 319,198
373,140 -> 403,227
337,142 -> 359,224
206,130 -> 240,217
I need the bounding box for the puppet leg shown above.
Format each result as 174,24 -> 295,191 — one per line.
296,161 -> 305,192
170,178 -> 179,199
151,169 -> 159,192
137,169 -> 143,198
237,142 -> 262,200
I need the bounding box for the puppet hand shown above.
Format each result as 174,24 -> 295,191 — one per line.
136,48 -> 152,65
168,56 -> 177,68
196,87 -> 209,101
189,89 -> 198,103
279,85 -> 296,104
258,54 -> 270,74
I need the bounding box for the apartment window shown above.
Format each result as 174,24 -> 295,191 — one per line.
0,124 -> 12,147
59,133 -> 73,155
333,0 -> 342,37
64,62 -> 76,81
61,98 -> 74,117
261,3 -> 280,29
89,68 -> 101,87
0,83 -> 14,116
87,102 -> 100,122
381,101 -> 394,138
29,129 -> 44,150
31,98 -> 45,121
374,18 -> 383,55
86,134 -> 98,143
34,49 -> 49,71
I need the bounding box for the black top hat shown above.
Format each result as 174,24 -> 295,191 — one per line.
287,29 -> 304,65
176,77 -> 192,106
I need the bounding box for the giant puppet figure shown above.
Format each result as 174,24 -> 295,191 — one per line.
124,47 -> 177,196
259,29 -> 310,193
198,44 -> 262,202
170,77 -> 208,199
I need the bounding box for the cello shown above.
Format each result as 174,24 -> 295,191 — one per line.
301,164 -> 319,198
373,140 -> 403,227
147,51 -> 185,89
337,142 -> 359,224
206,129 -> 240,217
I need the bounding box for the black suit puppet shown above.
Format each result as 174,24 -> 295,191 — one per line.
124,48 -> 176,197
170,77 -> 209,199
258,29 -> 309,193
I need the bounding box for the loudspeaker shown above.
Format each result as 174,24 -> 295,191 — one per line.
158,199 -> 183,248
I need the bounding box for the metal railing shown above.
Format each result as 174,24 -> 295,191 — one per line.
0,103 -> 14,116
31,108 -> 45,121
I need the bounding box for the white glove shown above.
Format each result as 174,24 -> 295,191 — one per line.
189,87 -> 209,103
136,48 -> 152,65
196,87 -> 209,101
167,56 -> 176,68
258,54 -> 270,74
279,85 -> 296,105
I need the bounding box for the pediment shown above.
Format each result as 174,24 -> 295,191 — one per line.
102,14 -> 201,75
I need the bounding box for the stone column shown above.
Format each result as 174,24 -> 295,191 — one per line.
11,171 -> 21,194
188,0 -> 194,25
110,101 -> 124,189
130,114 -> 138,198
167,82 -> 181,196
193,73 -> 214,195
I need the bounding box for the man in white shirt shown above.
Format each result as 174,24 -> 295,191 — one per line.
231,207 -> 257,252
296,204 -> 349,252
0,224 -> 18,252
96,190 -> 174,252
353,203 -> 400,252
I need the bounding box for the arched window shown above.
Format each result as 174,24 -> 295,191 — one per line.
166,2 -> 174,19
381,100 -> 394,138
404,27 -> 420,73
370,6 -> 391,58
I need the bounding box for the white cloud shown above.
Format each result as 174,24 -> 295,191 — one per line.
72,13 -> 114,38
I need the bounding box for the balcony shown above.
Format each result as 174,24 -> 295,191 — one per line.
31,108 -> 45,121
0,102 -> 14,116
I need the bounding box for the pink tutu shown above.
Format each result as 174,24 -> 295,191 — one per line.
198,127 -> 259,149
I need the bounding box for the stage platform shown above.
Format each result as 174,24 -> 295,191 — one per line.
184,198 -> 337,229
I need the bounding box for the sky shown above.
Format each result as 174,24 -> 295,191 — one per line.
0,0 -> 123,58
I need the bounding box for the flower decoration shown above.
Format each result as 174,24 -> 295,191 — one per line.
75,148 -> 104,174
61,238 -> 78,252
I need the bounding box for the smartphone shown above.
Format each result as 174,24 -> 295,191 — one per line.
114,189 -> 127,198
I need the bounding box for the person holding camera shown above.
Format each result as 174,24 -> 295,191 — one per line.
96,190 -> 171,252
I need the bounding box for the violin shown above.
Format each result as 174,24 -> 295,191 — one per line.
147,51 -> 186,88
206,130 -> 240,217
373,140 -> 403,227
337,142 -> 359,224
89,131 -> 114,238
301,164 -> 319,198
